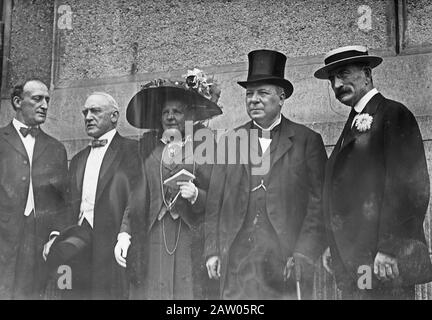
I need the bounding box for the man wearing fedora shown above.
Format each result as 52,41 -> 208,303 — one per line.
0,79 -> 68,299
50,92 -> 140,299
315,45 -> 431,299
205,49 -> 327,299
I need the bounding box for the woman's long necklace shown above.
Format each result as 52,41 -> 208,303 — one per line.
160,143 -> 182,255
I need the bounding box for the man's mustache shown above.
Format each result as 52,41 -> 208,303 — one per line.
335,88 -> 352,98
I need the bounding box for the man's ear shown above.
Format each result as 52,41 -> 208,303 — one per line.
279,92 -> 286,105
363,66 -> 372,80
111,110 -> 119,123
12,96 -> 21,110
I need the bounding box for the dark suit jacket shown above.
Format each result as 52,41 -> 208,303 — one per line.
68,132 -> 140,299
323,93 -> 430,287
0,122 -> 68,298
204,116 -> 328,291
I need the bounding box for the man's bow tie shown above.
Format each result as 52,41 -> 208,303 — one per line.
90,139 -> 108,148
19,126 -> 39,137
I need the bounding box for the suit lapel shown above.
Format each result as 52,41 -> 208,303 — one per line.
242,123 -> 253,180
95,133 -> 123,203
269,116 -> 294,171
33,130 -> 50,162
1,123 -> 28,160
338,93 -> 384,154
76,146 -> 91,196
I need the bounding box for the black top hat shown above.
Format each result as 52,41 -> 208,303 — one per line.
314,45 -> 383,79
126,79 -> 222,129
46,224 -> 92,270
237,49 -> 294,98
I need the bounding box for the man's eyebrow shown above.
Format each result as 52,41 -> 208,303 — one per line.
31,94 -> 50,98
246,88 -> 271,92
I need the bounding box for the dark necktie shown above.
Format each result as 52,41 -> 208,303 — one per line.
340,108 -> 358,149
19,126 -> 39,138
90,139 -> 108,148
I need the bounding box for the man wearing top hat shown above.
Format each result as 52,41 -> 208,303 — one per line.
205,49 -> 327,299
0,79 -> 68,299
49,92 -> 140,299
315,45 -> 431,299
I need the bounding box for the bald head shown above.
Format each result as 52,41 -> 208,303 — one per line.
12,79 -> 50,126
82,92 -> 119,138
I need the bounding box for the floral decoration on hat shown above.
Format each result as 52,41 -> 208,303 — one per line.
128,68 -> 223,129
182,68 -> 221,104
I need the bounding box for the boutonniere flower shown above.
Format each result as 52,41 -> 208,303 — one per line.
354,113 -> 373,132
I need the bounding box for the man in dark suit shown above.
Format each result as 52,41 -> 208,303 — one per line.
64,92 -> 139,299
315,46 -> 431,299
0,79 -> 68,299
205,50 -> 327,299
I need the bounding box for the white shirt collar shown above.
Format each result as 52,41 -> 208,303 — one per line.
12,118 -> 33,131
253,113 -> 282,132
354,88 -> 379,113
93,128 -> 117,146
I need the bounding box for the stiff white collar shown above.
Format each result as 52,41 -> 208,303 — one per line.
253,113 -> 282,132
13,118 -> 35,131
94,128 -> 117,145
354,88 -> 379,113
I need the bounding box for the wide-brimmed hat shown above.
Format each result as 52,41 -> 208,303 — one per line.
314,45 -> 383,79
46,224 -> 92,270
126,76 -> 222,129
237,49 -> 294,98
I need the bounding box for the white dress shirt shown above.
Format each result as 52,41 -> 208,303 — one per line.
253,113 -> 282,153
12,118 -> 36,217
351,88 -> 379,127
78,129 -> 117,228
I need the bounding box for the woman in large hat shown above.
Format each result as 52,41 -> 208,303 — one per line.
117,69 -> 222,299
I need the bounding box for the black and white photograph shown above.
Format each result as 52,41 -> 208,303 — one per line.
0,0 -> 431,307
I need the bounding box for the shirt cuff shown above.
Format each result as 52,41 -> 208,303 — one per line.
117,232 -> 131,242
49,231 -> 60,240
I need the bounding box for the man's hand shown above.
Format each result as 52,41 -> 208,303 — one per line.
42,236 -> 57,261
322,247 -> 333,275
284,256 -> 295,281
114,233 -> 131,268
177,181 -> 198,202
283,252 -> 315,281
206,256 -> 221,280
374,252 -> 399,281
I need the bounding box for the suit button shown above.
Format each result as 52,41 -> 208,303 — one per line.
21,176 -> 27,181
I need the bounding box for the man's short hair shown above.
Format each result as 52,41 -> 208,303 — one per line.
90,92 -> 119,111
10,79 -> 47,111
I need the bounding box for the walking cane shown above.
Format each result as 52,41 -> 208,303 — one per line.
295,260 -> 302,300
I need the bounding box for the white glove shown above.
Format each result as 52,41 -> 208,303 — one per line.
322,247 -> 333,275
206,255 -> 221,279
114,232 -> 131,268
42,235 -> 57,261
